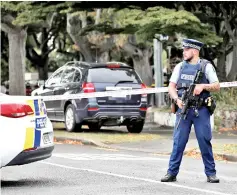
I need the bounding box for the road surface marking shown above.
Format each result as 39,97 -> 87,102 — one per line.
41,161 -> 231,195
52,153 -> 167,161
93,147 -> 119,151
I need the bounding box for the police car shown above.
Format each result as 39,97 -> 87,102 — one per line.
0,93 -> 54,168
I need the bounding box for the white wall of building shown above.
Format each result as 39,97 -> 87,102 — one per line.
25,72 -> 53,80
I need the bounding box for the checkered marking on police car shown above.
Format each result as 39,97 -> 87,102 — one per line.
23,99 -> 47,150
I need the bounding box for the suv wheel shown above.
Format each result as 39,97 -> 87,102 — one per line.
88,123 -> 101,131
126,120 -> 144,133
65,104 -> 82,132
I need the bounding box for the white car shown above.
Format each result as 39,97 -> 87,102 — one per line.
0,93 -> 54,168
31,85 -> 43,96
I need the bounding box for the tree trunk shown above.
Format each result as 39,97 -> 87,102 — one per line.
67,13 -> 94,62
26,28 -> 52,80
76,38 -> 94,62
131,47 -> 153,107
215,31 -> 229,82
132,49 -> 152,86
8,29 -> 27,95
39,28 -> 49,80
66,13 -> 113,63
227,40 -> 237,81
97,51 -> 110,63
38,58 -> 49,80
121,40 -> 153,86
216,51 -> 227,82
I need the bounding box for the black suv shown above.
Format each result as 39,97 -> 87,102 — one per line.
34,61 -> 148,133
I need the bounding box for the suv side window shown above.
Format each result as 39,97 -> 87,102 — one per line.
73,69 -> 82,83
46,68 -> 64,87
61,67 -> 75,84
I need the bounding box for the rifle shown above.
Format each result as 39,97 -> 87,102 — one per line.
175,70 -> 204,130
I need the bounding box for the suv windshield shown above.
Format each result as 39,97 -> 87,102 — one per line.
87,68 -> 141,83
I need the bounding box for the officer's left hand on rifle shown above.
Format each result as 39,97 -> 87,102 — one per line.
193,84 -> 204,95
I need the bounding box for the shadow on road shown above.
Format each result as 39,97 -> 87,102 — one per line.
1,179 -> 56,188
83,128 -> 128,134
53,122 -> 129,134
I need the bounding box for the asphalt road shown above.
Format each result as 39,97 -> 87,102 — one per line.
2,144 -> 237,195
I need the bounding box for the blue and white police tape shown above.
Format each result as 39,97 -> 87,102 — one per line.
219,81 -> 237,88
41,87 -> 169,101
1,81 -> 237,102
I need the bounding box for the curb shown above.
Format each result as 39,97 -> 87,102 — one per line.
54,136 -> 114,149
54,136 -> 237,162
54,136 -> 171,155
220,154 -> 237,162
184,148 -> 237,162
211,153 -> 237,162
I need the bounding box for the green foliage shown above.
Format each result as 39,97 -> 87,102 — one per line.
213,88 -> 237,131
0,2 -> 226,82
114,6 -> 222,45
70,6 -> 222,48
1,3 -> 220,47
212,88 -> 237,111
1,2 -> 62,26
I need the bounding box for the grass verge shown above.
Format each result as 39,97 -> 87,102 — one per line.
53,129 -> 163,144
185,144 -> 237,161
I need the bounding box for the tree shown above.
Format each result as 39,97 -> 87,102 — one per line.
65,8 -> 153,85
66,9 -> 117,63
0,2 -> 67,94
63,5 -> 222,86
219,3 -> 237,81
1,2 -> 28,95
111,7 -> 222,85
168,2 -> 237,81
26,13 -> 65,80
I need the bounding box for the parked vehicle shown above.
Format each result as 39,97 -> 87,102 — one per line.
0,93 -> 54,168
3,80 -> 44,96
32,61 -> 148,133
31,80 -> 45,96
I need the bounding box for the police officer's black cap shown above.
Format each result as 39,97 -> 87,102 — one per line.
182,38 -> 204,51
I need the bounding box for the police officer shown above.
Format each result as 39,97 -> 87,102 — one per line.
161,38 -> 220,183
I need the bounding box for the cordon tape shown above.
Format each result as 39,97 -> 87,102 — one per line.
1,81 -> 237,102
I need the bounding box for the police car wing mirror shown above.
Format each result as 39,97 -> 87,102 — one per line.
42,80 -> 47,90
37,80 -> 44,87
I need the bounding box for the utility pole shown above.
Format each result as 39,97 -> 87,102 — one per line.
153,34 -> 169,107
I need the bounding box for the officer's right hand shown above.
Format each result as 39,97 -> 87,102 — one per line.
177,99 -> 183,109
